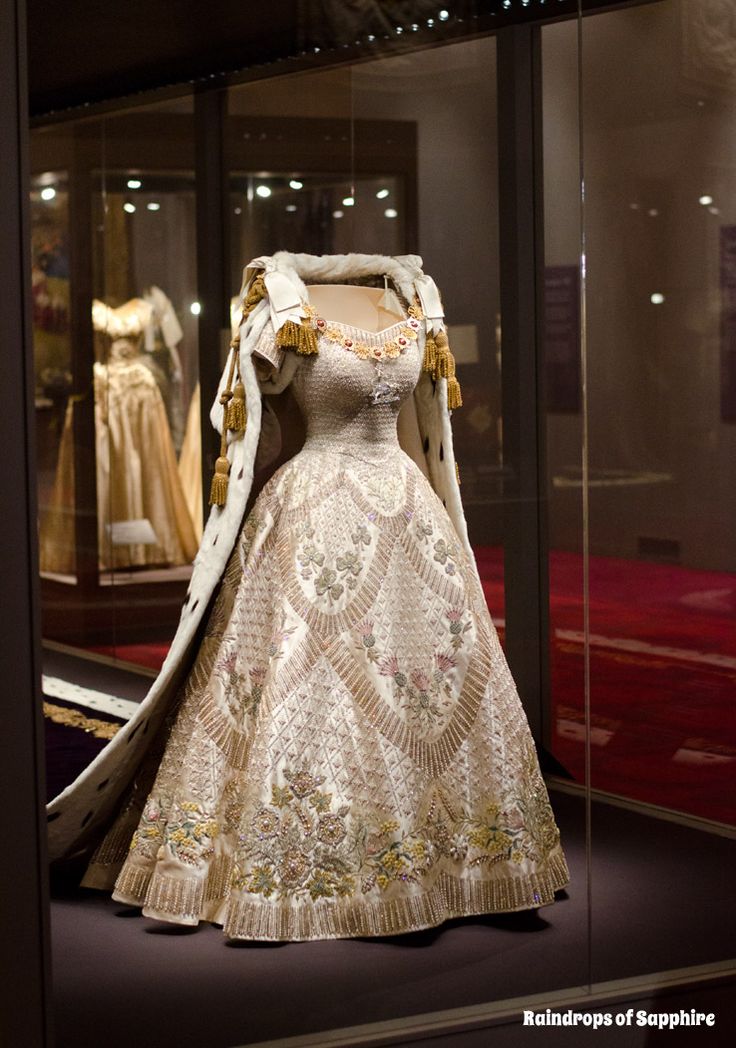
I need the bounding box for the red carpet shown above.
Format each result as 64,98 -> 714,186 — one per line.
89,548 -> 736,825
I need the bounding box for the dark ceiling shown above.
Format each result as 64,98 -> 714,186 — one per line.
26,0 -> 640,118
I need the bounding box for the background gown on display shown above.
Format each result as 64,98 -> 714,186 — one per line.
46,253 -> 568,942
39,295 -> 198,573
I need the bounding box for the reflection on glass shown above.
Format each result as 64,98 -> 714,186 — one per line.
579,4 -> 736,827
32,102 -> 201,676
229,173 -> 403,269
32,172 -> 74,577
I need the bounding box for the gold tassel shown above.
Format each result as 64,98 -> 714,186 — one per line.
455,461 -> 461,486
423,332 -> 437,374
434,331 -> 452,378
276,318 -> 318,356
226,381 -> 247,432
424,324 -> 463,409
296,323 -> 319,355
208,270 -> 265,509
447,375 -> 463,410
209,455 -> 230,507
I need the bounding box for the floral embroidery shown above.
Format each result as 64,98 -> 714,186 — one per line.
352,523 -> 371,547
230,763 -> 560,905
433,538 -> 458,576
336,551 -> 361,588
128,798 -> 166,859
232,768 -> 356,902
311,310 -> 421,363
297,520 -> 374,602
446,607 -> 472,651
315,567 -> 344,600
357,618 -> 379,663
131,797 -> 219,868
214,623 -> 295,720
298,544 -> 324,574
378,653 -> 456,728
415,518 -> 434,542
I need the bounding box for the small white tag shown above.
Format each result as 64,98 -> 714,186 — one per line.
107,519 -> 159,546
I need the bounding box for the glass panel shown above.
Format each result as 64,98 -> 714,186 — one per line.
582,2 -> 736,826
542,22 -> 587,796
32,163 -> 74,579
541,12 -> 590,994
580,0 -> 736,984
94,99 -> 199,671
34,99 -> 199,806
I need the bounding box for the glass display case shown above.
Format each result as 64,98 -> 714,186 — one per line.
20,2 -> 735,1046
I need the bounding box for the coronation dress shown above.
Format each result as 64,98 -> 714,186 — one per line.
48,254 -> 568,942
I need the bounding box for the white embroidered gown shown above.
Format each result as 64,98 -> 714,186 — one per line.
83,298 -> 569,941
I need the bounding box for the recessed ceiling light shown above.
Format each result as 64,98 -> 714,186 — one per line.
40,186 -> 56,201
190,302 -> 202,316
384,208 -> 398,219
256,185 -> 272,198
289,179 -> 303,190
123,202 -> 136,213
126,178 -> 142,190
146,202 -> 161,211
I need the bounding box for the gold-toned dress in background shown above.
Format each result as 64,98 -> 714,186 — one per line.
39,298 -> 198,573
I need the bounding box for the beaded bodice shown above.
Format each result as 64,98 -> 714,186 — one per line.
289,317 -> 423,463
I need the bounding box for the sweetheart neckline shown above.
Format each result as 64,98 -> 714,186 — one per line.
313,314 -> 411,340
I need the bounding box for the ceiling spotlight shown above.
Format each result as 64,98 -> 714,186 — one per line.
384,208 -> 398,219
146,202 -> 161,211
289,179 -> 304,190
709,206 -> 720,215
123,202 -> 136,213
40,186 -> 56,201
699,195 -> 713,206
285,204 -> 298,213
332,210 -> 344,219
234,207 -> 242,215
256,185 -> 272,198
126,178 -> 142,190
190,302 -> 202,316
342,196 -> 355,207
647,208 -> 659,217
438,9 -> 449,20
650,293 -> 665,305
376,188 -> 390,200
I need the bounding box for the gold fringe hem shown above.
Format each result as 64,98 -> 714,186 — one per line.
107,850 -> 569,942
223,854 -> 569,941
111,863 -> 152,905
